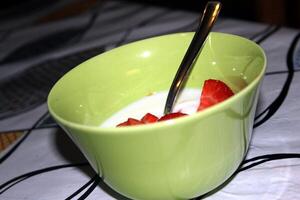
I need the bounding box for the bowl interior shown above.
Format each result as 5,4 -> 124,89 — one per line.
48,32 -> 265,127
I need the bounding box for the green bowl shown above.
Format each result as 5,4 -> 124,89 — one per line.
48,32 -> 266,200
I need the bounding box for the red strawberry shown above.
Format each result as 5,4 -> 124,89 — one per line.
197,79 -> 234,111
117,118 -> 143,127
158,112 -> 187,121
128,118 -> 143,125
141,113 -> 159,123
116,121 -> 130,127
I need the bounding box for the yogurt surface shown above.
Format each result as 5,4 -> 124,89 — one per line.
101,89 -> 201,127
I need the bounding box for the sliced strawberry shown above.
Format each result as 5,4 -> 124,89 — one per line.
117,118 -> 143,127
141,113 -> 159,124
128,118 -> 143,125
197,79 -> 234,111
158,112 -> 187,121
116,120 -> 130,127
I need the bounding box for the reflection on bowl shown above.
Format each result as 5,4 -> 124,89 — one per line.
48,32 -> 266,200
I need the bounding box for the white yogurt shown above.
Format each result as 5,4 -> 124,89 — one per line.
101,89 -> 201,128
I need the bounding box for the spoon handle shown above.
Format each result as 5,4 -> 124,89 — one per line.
164,1 -> 222,114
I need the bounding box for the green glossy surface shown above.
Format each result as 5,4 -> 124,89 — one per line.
48,32 -> 266,200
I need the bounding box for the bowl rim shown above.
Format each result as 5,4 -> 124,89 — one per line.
47,32 -> 267,134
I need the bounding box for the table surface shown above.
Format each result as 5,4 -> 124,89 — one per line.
1,1 -> 300,199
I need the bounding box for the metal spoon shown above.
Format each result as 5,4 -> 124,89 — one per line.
164,1 -> 222,114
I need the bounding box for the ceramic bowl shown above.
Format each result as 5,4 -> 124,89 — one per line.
48,32 -> 266,200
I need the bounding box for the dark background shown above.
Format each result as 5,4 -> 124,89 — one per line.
0,0 -> 299,28
128,0 -> 299,28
